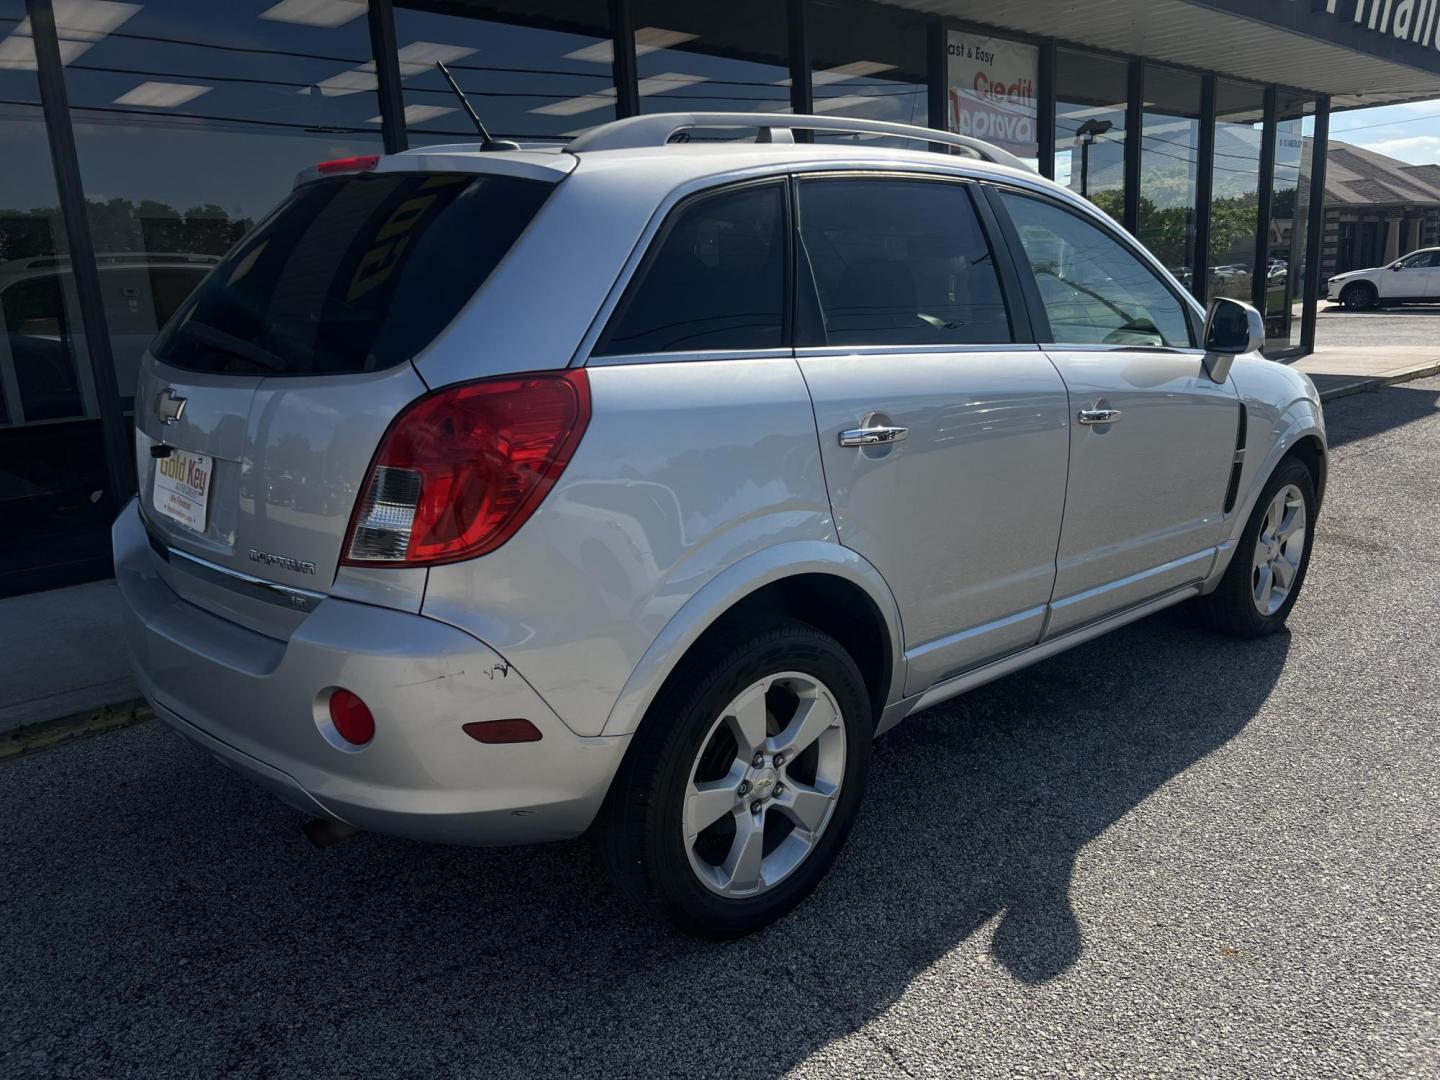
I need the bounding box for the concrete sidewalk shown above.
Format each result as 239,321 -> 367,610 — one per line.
1294,344 -> 1440,401
0,579 -> 138,735
3,347 -> 1436,739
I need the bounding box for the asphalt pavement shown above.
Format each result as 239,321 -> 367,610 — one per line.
3,379 -> 1438,1079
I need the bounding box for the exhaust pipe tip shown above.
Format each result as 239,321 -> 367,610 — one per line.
303,818 -> 363,849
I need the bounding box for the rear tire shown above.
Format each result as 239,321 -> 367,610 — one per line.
598,618 -> 872,939
1197,457 -> 1316,638
1340,282 -> 1377,310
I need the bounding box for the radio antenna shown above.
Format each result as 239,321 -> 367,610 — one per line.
435,61 -> 519,152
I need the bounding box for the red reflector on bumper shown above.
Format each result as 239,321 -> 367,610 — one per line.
463,719 -> 542,744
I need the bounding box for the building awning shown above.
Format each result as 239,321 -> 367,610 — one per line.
896,0 -> 1440,110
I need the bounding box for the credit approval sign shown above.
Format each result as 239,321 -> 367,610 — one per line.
947,31 -> 1039,161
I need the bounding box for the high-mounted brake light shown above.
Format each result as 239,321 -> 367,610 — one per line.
342,369 -> 590,567
315,154 -> 380,175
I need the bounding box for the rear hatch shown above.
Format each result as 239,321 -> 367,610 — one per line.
135,163 -> 557,636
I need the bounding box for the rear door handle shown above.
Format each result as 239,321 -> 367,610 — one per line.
1077,408 -> 1122,426
839,425 -> 909,447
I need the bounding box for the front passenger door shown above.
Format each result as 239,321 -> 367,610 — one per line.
1381,249 -> 1440,300
995,189 -> 1239,637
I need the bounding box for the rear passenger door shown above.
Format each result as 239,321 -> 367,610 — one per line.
795,175 -> 1071,695
992,188 -> 1239,636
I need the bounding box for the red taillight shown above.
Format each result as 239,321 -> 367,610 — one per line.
316,154 -> 380,175
343,369 -> 590,567
328,689 -> 375,745
462,719 -> 543,744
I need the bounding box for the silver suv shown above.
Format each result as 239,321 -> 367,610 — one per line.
113,113 -> 1326,938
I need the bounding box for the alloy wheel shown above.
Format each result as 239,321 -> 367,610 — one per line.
682,672 -> 847,898
1252,483 -> 1307,616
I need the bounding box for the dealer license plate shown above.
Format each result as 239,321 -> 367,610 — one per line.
152,448 -> 213,533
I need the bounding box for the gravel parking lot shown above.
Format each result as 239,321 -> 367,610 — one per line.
3,378 -> 1438,1079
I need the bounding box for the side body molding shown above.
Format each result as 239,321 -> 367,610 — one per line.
600,541 -> 906,737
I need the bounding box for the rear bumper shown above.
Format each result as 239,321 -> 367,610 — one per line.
113,500 -> 629,845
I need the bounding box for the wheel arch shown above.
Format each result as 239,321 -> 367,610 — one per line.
599,542 -> 904,738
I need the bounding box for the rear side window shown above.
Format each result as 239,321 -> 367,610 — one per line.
998,190 -> 1193,348
594,182 -> 785,356
796,177 -> 1012,347
152,172 -> 551,376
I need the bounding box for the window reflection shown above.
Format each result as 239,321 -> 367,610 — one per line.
1139,66 -> 1202,296
1267,93 -> 1313,349
809,0 -> 927,147
1054,50 -> 1127,219
56,0 -> 387,413
632,0 -> 789,135
0,3 -> 112,594
394,0 -> 615,145
1208,80 -> 1264,305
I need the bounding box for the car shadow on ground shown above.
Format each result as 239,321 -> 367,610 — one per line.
2,605 -> 1291,1077
1323,381 -> 1440,449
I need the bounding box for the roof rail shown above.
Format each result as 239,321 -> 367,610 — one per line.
566,112 -> 1034,173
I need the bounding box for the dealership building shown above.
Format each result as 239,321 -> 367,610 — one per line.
3,0 -> 1440,597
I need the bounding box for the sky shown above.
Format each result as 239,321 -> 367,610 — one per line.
1317,99 -> 1440,162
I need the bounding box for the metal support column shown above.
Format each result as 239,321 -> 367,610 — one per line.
609,0 -> 639,118
1300,95 -> 1331,354
25,0 -> 135,501
1123,59 -> 1143,236
1253,85 -> 1279,317
789,0 -> 812,118
926,16 -> 947,150
1037,44 -> 1057,180
1191,74 -> 1217,304
367,0 -> 407,153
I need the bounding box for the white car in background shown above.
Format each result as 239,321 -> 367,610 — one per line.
1327,247 -> 1440,309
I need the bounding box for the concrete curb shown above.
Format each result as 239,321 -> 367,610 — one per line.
0,699 -> 153,763
1313,361 -> 1440,402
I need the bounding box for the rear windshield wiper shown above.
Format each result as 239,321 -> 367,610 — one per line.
176,320 -> 288,375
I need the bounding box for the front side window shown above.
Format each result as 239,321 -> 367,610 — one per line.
595,183 -> 786,356
1398,250 -> 1440,269
796,177 -> 1012,347
999,190 -> 1192,348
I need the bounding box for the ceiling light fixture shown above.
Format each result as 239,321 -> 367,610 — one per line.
113,81 -> 212,107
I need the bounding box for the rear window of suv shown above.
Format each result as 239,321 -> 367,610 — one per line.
151,171 -> 552,376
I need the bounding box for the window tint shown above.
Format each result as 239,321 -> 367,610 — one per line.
797,178 -> 1011,346
1399,250 -> 1440,269
999,191 -> 1193,348
152,172 -> 552,376
595,184 -> 785,356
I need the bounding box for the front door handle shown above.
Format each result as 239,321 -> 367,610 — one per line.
839,425 -> 909,447
1077,408 -> 1122,426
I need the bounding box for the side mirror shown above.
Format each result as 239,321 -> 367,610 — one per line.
1201,296 -> 1263,383
1392,263 -> 1405,271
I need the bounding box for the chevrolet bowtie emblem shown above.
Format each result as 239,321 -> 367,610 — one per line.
155,388 -> 187,425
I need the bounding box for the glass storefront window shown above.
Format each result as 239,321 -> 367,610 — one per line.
1267,93 -> 1314,350
58,0 -> 387,419
809,0 -> 927,146
1208,80 -> 1264,305
631,0 -> 790,133
1054,50 -> 1127,219
946,28 -> 1038,164
0,4 -> 112,594
1139,66 -> 1202,297
394,1 -> 615,145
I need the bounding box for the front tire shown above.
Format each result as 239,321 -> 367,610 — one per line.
1197,457 -> 1316,638
1340,281 -> 1377,310
598,619 -> 872,939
